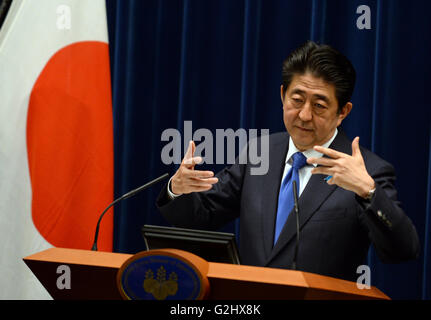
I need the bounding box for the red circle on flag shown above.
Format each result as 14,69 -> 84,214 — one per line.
27,41 -> 114,251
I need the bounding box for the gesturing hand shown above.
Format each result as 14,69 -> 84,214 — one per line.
306,137 -> 375,198
171,141 -> 219,195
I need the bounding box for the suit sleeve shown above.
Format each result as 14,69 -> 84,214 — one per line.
356,162 -> 420,263
156,161 -> 246,231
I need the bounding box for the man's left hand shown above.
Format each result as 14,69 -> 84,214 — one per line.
307,136 -> 375,198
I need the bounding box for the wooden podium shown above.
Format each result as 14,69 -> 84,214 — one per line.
23,247 -> 390,300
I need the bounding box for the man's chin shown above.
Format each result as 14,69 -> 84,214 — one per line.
286,128 -> 315,149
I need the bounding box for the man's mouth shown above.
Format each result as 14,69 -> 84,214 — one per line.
296,126 -> 313,132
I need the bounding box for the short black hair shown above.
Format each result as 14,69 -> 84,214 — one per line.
282,41 -> 356,113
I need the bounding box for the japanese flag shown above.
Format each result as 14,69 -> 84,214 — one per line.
0,0 -> 114,299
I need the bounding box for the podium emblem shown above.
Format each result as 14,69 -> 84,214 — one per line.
117,249 -> 209,300
143,266 -> 178,300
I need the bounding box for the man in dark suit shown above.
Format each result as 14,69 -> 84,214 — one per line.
156,41 -> 420,282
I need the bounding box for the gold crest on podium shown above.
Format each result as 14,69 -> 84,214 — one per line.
143,266 -> 178,300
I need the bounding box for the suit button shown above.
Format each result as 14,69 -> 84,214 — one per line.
377,210 -> 392,229
383,216 -> 392,228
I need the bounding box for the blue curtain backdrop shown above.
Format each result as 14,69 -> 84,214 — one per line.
106,0 -> 431,300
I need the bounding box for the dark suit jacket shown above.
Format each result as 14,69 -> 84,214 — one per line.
156,130 -> 420,281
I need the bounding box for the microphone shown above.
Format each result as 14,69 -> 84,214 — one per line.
291,180 -> 300,270
91,173 -> 169,251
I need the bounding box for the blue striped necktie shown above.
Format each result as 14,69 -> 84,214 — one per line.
274,152 -> 307,245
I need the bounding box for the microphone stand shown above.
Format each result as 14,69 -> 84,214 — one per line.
291,180 -> 300,270
91,173 -> 169,251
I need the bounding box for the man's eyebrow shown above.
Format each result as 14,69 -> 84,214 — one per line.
290,89 -> 331,103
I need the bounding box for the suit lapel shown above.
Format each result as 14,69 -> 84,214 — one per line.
260,133 -> 289,259
265,129 -> 352,265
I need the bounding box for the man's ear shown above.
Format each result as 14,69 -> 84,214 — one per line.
337,102 -> 353,126
280,85 -> 285,103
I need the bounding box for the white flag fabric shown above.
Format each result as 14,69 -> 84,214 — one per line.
0,0 -> 114,299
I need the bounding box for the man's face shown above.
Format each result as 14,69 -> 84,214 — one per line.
281,73 -> 352,151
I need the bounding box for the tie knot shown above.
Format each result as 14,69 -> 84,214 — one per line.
291,152 -> 307,169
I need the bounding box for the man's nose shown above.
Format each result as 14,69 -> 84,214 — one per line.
298,103 -> 312,121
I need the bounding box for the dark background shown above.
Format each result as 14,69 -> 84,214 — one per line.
105,0 -> 431,300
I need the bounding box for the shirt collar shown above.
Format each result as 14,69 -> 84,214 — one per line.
285,128 -> 338,167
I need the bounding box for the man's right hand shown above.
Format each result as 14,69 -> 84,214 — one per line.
170,140 -> 219,195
